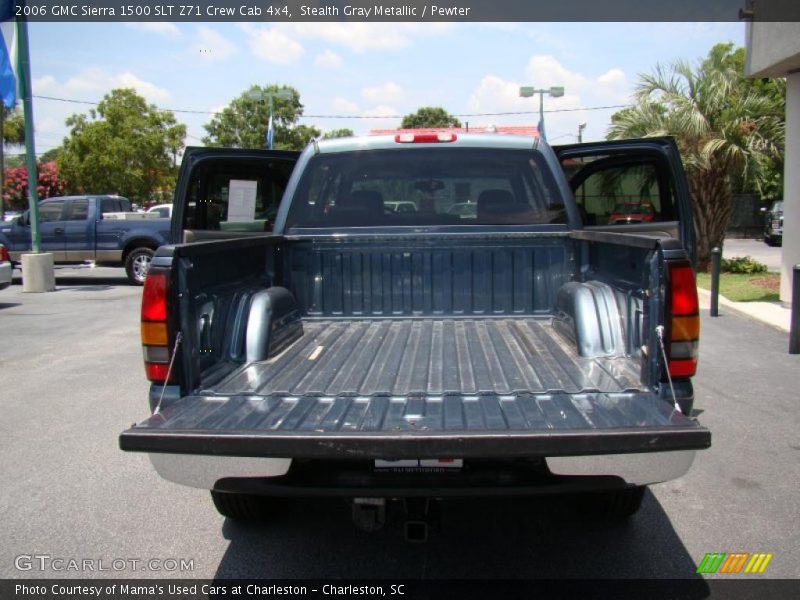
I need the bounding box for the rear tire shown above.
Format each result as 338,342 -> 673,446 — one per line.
211,490 -> 276,521
595,486 -> 646,519
124,247 -> 154,285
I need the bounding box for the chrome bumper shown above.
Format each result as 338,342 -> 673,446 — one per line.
149,450 -> 696,490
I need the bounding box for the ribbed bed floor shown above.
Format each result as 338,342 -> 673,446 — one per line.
209,319 -> 643,398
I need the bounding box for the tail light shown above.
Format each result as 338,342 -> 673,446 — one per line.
0,245 -> 9,262
141,266 -> 175,383
665,260 -> 699,378
395,132 -> 457,143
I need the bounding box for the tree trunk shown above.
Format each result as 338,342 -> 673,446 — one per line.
688,169 -> 732,272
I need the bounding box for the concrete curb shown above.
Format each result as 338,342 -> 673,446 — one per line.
697,287 -> 790,333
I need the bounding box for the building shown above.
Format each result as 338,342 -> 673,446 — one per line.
369,126 -> 539,137
745,16 -> 800,304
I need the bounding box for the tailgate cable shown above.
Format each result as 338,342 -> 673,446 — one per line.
655,325 -> 680,412
154,331 -> 183,415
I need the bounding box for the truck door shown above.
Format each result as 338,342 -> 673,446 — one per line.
554,137 -> 695,266
6,198 -> 69,261
62,197 -> 94,261
172,147 -> 300,245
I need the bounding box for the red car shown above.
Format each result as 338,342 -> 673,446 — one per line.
608,202 -> 656,224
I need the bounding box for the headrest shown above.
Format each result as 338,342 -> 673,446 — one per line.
339,190 -> 383,212
477,189 -> 518,219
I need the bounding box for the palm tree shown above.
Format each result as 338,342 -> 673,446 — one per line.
608,46 -> 784,269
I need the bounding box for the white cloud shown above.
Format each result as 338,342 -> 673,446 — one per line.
189,26 -> 238,61
361,82 -> 404,104
287,23 -> 455,53
331,97 -> 359,114
125,23 -> 181,37
33,69 -> 171,104
358,105 -> 402,134
468,56 -> 633,142
314,49 -> 343,69
241,25 -> 305,64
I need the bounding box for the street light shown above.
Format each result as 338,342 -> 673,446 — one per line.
578,122 -> 587,143
248,89 -> 292,149
519,85 -> 564,141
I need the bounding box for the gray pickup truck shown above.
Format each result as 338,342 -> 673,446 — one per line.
120,134 -> 709,534
0,195 -> 170,284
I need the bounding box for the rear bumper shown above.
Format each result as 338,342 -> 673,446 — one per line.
149,450 -> 697,492
0,262 -> 11,289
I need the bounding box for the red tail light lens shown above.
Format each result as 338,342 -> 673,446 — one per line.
666,261 -> 699,379
0,245 -> 9,262
141,267 -> 174,383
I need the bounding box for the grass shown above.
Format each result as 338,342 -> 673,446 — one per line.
696,272 -> 780,302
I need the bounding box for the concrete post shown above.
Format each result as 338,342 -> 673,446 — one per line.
780,72 -> 800,305
21,253 -> 55,292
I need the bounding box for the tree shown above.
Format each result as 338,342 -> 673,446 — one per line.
322,128 -> 354,140
3,161 -> 65,210
401,107 -> 461,129
2,107 -> 25,146
608,45 -> 784,269
202,85 -> 320,151
57,88 -> 186,202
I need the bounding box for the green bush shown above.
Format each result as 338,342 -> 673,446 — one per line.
720,256 -> 768,274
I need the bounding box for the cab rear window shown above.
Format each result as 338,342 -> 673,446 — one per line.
285,148 -> 566,228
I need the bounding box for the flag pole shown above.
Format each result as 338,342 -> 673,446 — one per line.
16,16 -> 39,253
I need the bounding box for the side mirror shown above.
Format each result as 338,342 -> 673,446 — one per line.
17,212 -> 29,226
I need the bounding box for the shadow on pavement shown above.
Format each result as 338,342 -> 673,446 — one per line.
212,491 -> 709,595
12,274 -> 131,287
0,302 -> 21,310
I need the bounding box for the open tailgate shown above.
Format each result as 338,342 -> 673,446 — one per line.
120,392 -> 709,458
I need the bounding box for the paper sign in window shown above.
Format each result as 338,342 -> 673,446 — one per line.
226,179 -> 258,222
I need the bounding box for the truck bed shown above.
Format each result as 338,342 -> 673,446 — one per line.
122,317 -> 712,460
209,318 -> 643,398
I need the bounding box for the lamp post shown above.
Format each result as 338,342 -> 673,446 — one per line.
248,89 -> 292,149
578,121 -> 587,143
519,85 -> 564,141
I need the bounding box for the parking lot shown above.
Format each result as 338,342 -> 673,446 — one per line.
1,265 -> 799,581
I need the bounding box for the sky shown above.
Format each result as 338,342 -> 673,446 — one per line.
22,21 -> 745,156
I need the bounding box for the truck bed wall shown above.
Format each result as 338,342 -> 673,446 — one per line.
284,234 -> 572,318
172,233 -> 657,393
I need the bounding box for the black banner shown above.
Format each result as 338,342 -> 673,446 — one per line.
8,0 -> 800,23
4,579 -> 800,600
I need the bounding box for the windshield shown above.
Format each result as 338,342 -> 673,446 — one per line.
286,147 -> 566,228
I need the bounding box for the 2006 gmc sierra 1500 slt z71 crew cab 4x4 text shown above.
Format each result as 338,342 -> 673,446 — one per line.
120,133 -> 710,534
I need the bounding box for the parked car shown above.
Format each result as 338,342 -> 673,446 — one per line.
608,202 -> 655,224
120,135 -> 709,533
384,200 -> 417,214
0,243 -> 11,290
0,195 -> 170,285
763,200 -> 783,246
447,201 -> 477,219
147,204 -> 173,219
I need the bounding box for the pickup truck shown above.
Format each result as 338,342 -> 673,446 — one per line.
120,134 -> 710,533
0,195 -> 170,285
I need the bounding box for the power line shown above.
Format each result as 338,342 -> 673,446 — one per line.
32,94 -> 632,120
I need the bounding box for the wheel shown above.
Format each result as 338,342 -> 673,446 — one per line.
569,486 -> 646,520
211,490 -> 276,521
594,486 -> 646,519
124,247 -> 154,285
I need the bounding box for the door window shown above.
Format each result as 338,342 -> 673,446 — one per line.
39,200 -> 65,223
562,155 -> 677,226
65,199 -> 89,221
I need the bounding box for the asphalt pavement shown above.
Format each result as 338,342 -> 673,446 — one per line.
1,265 -> 798,582
723,238 -> 782,272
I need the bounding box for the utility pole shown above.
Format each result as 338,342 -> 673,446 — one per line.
16,17 -> 39,252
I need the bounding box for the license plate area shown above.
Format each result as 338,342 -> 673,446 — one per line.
374,459 -> 464,472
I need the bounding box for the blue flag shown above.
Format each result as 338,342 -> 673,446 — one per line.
266,114 -> 274,149
0,1 -> 18,109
